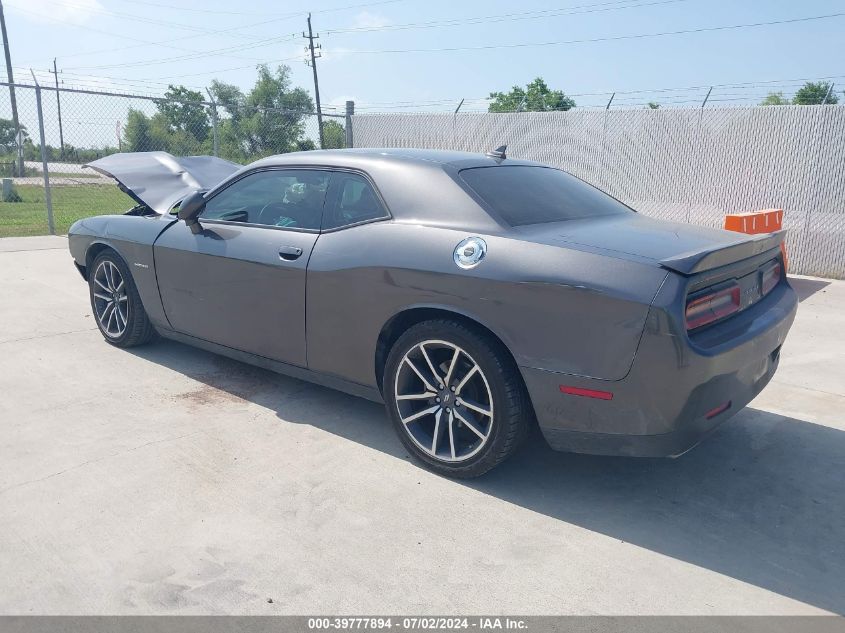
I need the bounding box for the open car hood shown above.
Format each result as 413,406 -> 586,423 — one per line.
85,151 -> 241,215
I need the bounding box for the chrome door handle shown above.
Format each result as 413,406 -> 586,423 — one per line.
279,246 -> 303,261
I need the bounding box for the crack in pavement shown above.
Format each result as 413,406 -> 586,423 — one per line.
0,328 -> 98,346
0,247 -> 68,253
0,431 -> 205,497
770,378 -> 845,399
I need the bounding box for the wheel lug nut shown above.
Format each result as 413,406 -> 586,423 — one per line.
435,397 -> 440,403
450,385 -> 456,392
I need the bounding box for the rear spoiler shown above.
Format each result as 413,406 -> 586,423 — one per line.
660,230 -> 786,275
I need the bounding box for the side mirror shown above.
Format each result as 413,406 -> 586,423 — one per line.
178,191 -> 206,234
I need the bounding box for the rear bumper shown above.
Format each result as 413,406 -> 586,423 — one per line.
522,279 -> 797,457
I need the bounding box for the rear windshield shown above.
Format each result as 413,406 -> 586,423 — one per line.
460,165 -> 632,227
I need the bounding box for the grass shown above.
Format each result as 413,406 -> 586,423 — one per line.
0,184 -> 136,237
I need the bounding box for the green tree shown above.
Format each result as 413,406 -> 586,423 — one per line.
322,120 -> 346,149
156,85 -> 210,143
0,118 -> 26,153
123,109 -> 175,155
210,64 -> 315,161
760,92 -> 790,106
488,77 -> 576,112
123,109 -> 163,152
646,102 -> 660,109
792,81 -> 839,105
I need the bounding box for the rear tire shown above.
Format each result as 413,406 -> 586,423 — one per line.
384,319 -> 530,478
89,250 -> 156,348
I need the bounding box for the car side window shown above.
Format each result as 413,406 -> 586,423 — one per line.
201,169 -> 330,230
322,172 -> 389,230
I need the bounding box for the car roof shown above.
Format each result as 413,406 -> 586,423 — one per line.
215,148 -> 547,234
247,148 -> 542,171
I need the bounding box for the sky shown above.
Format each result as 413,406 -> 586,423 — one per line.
1,0 -> 843,146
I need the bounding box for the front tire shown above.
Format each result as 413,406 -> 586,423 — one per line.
384,319 -> 531,478
89,251 -> 156,348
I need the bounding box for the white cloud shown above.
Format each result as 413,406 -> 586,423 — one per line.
318,46 -> 356,64
9,0 -> 104,25
352,10 -> 391,30
283,44 -> 310,66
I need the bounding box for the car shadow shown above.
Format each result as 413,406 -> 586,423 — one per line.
789,276 -> 831,302
129,341 -> 845,614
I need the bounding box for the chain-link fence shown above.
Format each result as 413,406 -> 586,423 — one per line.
0,82 -> 348,237
352,106 -> 845,279
2,80 -> 843,279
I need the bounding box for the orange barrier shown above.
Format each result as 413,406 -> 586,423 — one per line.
724,208 -> 787,270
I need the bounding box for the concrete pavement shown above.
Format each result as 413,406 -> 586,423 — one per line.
0,236 -> 843,615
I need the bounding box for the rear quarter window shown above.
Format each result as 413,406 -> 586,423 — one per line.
459,165 -> 632,227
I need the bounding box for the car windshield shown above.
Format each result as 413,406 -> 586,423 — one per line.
459,165 -> 632,227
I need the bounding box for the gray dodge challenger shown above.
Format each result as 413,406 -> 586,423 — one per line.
68,148 -> 797,477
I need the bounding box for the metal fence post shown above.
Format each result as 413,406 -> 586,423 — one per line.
206,88 -> 219,157
599,104 -> 610,192
32,77 -> 55,235
452,98 -> 464,151
345,100 -> 354,148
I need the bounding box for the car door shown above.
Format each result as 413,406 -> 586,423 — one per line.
153,168 -> 330,367
306,170 -> 393,383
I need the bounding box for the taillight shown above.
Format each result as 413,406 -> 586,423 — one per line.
686,283 -> 741,331
761,262 -> 781,296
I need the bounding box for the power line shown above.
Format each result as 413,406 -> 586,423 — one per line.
8,0 -> 260,40
17,0 -> 408,67
132,56 -> 307,82
15,16 -> 288,66
14,0 -> 408,40
93,0 -> 316,17
324,0 -> 691,35
22,67 -> 211,98
7,3 -> 291,69
325,12 -> 845,55
64,33 -> 301,71
28,69 -> 209,91
106,0 -> 406,17
21,57 -> 306,93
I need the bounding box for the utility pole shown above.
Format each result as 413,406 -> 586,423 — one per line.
49,58 -> 64,158
206,87 -> 219,156
821,82 -> 835,105
0,0 -> 23,176
304,13 -> 324,149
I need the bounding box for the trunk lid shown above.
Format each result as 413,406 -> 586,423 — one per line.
85,151 -> 241,215
513,213 -> 784,275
